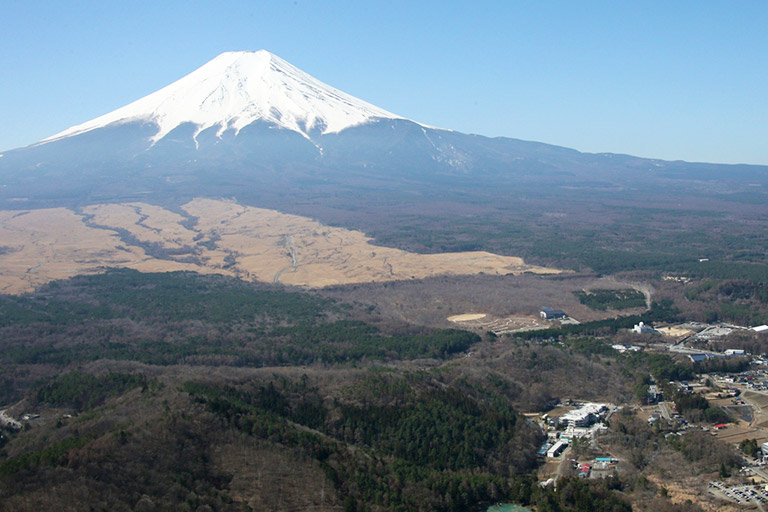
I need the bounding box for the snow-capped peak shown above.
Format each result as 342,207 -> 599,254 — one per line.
43,50 -> 419,144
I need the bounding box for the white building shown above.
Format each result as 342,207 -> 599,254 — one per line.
632,322 -> 658,334
612,344 -> 641,354
547,440 -> 568,458
560,403 -> 608,428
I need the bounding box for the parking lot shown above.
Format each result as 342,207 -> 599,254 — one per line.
709,480 -> 768,506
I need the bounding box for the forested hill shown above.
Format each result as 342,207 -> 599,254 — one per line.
0,269 -> 641,511
0,269 -> 736,511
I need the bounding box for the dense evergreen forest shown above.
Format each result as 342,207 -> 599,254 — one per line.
574,289 -> 646,311
0,270 -> 477,391
355,194 -> 768,279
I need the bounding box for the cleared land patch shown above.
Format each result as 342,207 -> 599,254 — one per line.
0,198 -> 560,294
447,313 -> 487,322
656,325 -> 696,338
447,314 -> 546,335
322,273 -> 650,330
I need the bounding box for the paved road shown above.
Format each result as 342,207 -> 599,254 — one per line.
659,402 -> 674,421
555,446 -> 572,482
667,345 -> 722,356
751,467 -> 768,481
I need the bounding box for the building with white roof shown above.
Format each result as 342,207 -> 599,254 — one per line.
560,403 -> 609,428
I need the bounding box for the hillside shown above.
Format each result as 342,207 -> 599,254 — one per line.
0,270 -> 670,511
0,270 -> 747,512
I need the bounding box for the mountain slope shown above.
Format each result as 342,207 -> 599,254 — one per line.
41,50 -> 416,144
0,49 -> 766,221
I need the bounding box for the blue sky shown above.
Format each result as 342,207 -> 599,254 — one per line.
1,0 -> 766,164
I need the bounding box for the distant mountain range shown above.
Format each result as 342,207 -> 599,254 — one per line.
0,50 -> 766,211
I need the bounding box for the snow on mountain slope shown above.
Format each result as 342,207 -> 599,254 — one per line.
43,50 -> 420,144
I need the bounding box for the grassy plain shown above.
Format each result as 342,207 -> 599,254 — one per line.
0,198 -> 559,294
0,207 -> 202,294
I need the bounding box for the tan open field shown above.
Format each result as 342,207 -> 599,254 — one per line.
0,198 -> 560,294
0,208 -> 205,294
740,390 -> 768,430
712,423 -> 768,444
657,326 -> 695,338
447,313 -> 487,322
743,391 -> 768,410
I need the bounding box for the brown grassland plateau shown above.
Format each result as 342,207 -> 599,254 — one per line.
0,198 -> 558,294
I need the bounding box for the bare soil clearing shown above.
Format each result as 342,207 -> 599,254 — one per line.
0,198 -> 560,294
656,325 -> 696,338
447,313 -> 545,334
447,313 -> 487,322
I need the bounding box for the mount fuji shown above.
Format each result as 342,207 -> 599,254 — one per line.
42,50 -> 421,146
0,50 -> 766,212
